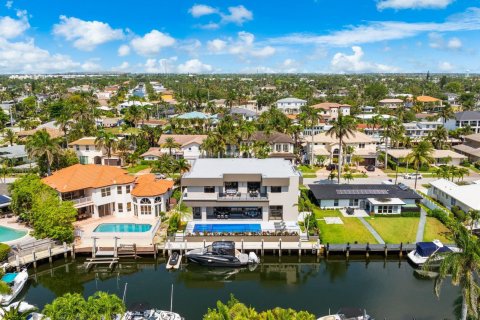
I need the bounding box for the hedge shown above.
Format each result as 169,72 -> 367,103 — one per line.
0,243 -> 10,262
374,212 -> 421,218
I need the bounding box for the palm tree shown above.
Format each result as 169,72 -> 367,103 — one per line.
350,154 -> 363,170
43,292 -> 89,320
299,105 -> 321,165
95,130 -> 118,162
2,129 -> 16,146
175,158 -> 191,174
438,104 -> 455,124
124,105 -> 144,127
468,209 -> 480,234
428,126 -> 449,149
140,125 -> 162,147
54,112 -> 72,147
342,171 -> 354,184
252,140 -> 271,159
87,291 -> 126,320
405,140 -> 434,189
380,117 -> 396,169
25,129 -> 62,176
0,301 -> 37,320
326,115 -> 356,184
425,224 -> 480,320
116,139 -> 131,167
162,137 -> 181,156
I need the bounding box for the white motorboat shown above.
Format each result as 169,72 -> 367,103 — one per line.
407,239 -> 459,266
122,309 -> 183,320
0,269 -> 28,305
186,241 -> 259,267
317,308 -> 373,320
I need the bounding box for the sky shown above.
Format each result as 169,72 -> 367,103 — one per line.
1,0 -> 480,74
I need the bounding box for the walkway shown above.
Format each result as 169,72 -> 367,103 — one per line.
415,209 -> 427,243
358,217 -> 385,244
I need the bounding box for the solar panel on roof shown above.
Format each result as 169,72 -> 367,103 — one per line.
336,189 -> 389,195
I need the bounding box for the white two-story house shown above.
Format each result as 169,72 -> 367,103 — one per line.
140,134 -> 207,164
181,159 -> 302,222
403,121 -> 443,141
276,97 -> 307,115
68,137 -> 123,166
312,102 -> 351,121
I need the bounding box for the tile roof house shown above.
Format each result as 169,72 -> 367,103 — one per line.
42,164 -> 174,220
275,97 -> 307,115
68,137 -> 123,166
311,102 -> 351,120
140,134 -> 207,163
17,127 -> 64,140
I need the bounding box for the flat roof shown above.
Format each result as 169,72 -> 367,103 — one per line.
430,179 -> 480,210
183,158 -> 300,179
309,184 -> 422,200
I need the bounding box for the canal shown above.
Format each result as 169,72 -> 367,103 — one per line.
19,256 -> 458,320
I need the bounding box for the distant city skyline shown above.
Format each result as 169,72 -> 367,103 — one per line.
1,0 -> 480,74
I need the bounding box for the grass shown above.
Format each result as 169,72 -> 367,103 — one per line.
104,127 -> 140,135
297,165 -> 321,174
314,208 -> 378,244
126,164 -> 150,173
423,217 -> 451,243
367,217 -> 420,244
301,173 -> 317,178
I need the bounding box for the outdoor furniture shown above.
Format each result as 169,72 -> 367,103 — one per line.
346,207 -> 354,215
226,189 -> 237,196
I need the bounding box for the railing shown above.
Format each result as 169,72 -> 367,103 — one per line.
70,196 -> 93,206
217,193 -> 268,201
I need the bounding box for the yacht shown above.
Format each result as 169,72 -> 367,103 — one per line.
0,269 -> 28,305
122,309 -> 183,320
317,308 -> 373,320
407,239 -> 459,266
186,241 -> 259,267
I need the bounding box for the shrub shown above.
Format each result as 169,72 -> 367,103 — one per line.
427,208 -> 451,226
419,164 -> 430,172
0,243 -> 10,261
474,161 -> 480,170
168,213 -> 181,235
401,211 -> 421,217
460,160 -> 471,167
451,206 -> 467,222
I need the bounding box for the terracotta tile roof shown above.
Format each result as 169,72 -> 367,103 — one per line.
140,147 -> 163,158
17,128 -> 64,139
158,134 -> 207,147
68,137 -> 97,146
131,174 -> 174,197
416,95 -> 440,103
311,102 -> 350,110
42,164 -> 135,193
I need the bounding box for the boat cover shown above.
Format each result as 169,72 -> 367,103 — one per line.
416,242 -> 452,257
1,273 -> 17,284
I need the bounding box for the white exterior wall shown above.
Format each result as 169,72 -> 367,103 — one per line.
428,186 -> 471,212
182,142 -> 203,161
90,184 -> 134,218
71,145 -> 104,164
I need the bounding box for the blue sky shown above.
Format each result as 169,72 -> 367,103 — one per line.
1,0 -> 480,74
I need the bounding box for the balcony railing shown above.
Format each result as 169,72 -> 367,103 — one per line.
70,196 -> 93,207
217,192 -> 268,201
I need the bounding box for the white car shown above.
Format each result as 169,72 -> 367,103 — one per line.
403,173 -> 422,180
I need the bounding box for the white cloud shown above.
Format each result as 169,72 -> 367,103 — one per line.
0,38 -> 80,73
144,57 -> 178,73
377,0 -> 454,10
189,4 -> 218,17
198,22 -> 220,30
53,16 -> 124,51
81,60 -> 101,71
130,30 -> 175,56
178,39 -> 201,55
429,33 -> 462,50
5,1 -> 12,9
269,8 -> 480,47
220,5 -> 253,25
207,32 -> 276,58
118,44 -> 130,56
112,61 -> 130,72
331,46 -> 398,73
438,61 -> 454,71
0,13 -> 29,39
177,59 -> 213,73
447,37 -> 462,49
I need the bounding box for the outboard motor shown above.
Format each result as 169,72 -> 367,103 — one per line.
248,252 -> 259,264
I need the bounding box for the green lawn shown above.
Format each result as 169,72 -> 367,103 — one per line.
126,164 -> 150,173
367,217 -> 420,244
423,217 -> 451,243
314,209 -> 378,244
298,165 -> 321,174
301,173 -> 317,178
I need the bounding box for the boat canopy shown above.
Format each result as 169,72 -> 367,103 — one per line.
212,241 -> 236,256
1,273 -> 17,284
416,242 -> 452,257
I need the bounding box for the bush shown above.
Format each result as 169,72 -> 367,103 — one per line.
474,161 -> 480,170
401,211 -> 421,217
374,212 -> 420,217
168,213 -> 181,235
0,243 -> 10,261
427,208 -> 451,226
451,205 -> 467,221
419,164 -> 430,172
460,160 -> 471,167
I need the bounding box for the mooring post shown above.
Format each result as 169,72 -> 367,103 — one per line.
326,243 -> 330,258
72,243 -> 76,260
241,239 -> 244,254
384,243 -> 388,257
15,255 -> 20,271
279,238 -> 282,257
114,237 -> 118,258
399,242 -> 403,257
32,250 -> 37,269
167,240 -> 171,257
92,237 -> 97,258
48,244 -> 53,264
134,243 -> 137,259
366,242 -> 370,259
261,239 -> 264,256
63,242 -> 68,259
153,243 -> 157,259
298,240 -> 301,257
203,239 -> 206,248
346,242 -> 350,259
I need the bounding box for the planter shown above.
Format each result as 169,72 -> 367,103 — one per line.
184,235 -> 300,242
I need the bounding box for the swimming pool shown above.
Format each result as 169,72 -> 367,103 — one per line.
94,223 -> 152,233
0,226 -> 27,242
193,223 -> 261,233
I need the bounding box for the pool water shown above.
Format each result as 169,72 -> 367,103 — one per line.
0,226 -> 27,242
94,223 -> 152,233
193,223 -> 261,233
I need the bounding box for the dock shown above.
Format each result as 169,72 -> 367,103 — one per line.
8,239 -> 73,270
85,257 -> 119,270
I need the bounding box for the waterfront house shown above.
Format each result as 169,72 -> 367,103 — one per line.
387,149 -> 467,166
428,179 -> 480,212
181,158 -> 301,222
403,121 -> 444,141
68,137 -> 123,166
452,133 -> 480,162
275,98 -> 307,115
42,164 -> 173,220
308,184 -> 421,214
140,134 -> 207,163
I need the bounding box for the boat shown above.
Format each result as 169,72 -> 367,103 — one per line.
407,239 -> 459,266
166,252 -> 181,270
185,241 -> 259,267
0,269 -> 28,305
317,308 -> 373,320
122,309 -> 183,320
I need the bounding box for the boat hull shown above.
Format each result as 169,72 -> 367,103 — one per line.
186,255 -> 244,267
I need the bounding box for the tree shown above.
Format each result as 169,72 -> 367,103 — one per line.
428,126 -> 449,150
350,154 -> 363,170
25,129 -> 62,176
425,224 -> 480,320
87,291 -> 126,320
140,125 -> 162,148
405,140 -> 434,189
43,293 -> 89,320
2,129 -> 16,146
175,158 -> 191,174
252,140 -> 271,159
298,105 -> 321,165
342,171 -> 354,184
468,210 -> 480,234
95,130 -> 118,161
438,104 -> 455,124
326,115 -> 356,184
380,118 -> 397,170
364,83 -> 388,104
162,137 -> 181,156
0,301 -> 37,320
9,174 -> 51,221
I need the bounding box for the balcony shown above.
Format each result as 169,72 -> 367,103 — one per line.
70,196 -> 94,208
217,192 -> 268,201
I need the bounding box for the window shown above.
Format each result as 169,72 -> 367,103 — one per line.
193,207 -> 201,219
378,205 -> 393,214
126,185 -> 131,193
283,144 -> 289,152
140,198 -> 151,215
334,199 -> 339,207
204,186 -> 215,193
358,143 -> 365,149
451,198 -> 456,206
154,197 -> 162,203
349,199 -> 359,206
269,206 -> 283,220
118,203 -> 123,213
86,145 -> 90,151
271,186 -> 281,193
79,156 -> 88,164
224,182 -> 238,191
275,144 -> 281,152
75,145 -> 79,151
101,187 -> 111,197
127,202 -> 132,211
117,186 -> 122,194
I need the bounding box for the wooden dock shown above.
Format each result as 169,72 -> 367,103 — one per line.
8,239 -> 73,270
85,257 -> 119,270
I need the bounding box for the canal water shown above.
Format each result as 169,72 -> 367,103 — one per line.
19,256 -> 458,320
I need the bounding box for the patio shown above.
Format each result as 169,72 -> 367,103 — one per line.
340,208 -> 370,218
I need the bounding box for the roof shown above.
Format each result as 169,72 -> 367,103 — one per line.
430,179 -> 480,210
387,149 -> 466,160
455,111 -> 480,121
417,96 -> 441,103
312,130 -> 375,144
464,133 -> 480,143
131,174 -> 174,197
42,164 -> 135,193
177,111 -> 213,120
308,184 -> 422,200
17,128 -> 64,139
276,97 -> 307,103
140,148 -> 164,158
250,131 -> 294,144
158,134 -> 207,147
379,98 -> 404,103
0,145 -> 27,159
229,107 -> 257,117
311,102 -> 350,110
183,158 -> 300,179
68,137 -> 97,146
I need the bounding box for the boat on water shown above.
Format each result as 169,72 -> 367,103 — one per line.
407,239 -> 459,266
122,309 -> 183,320
185,241 -> 259,267
0,269 -> 28,305
317,308 -> 373,320
166,252 -> 181,270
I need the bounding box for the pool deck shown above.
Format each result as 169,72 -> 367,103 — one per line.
185,221 -> 300,234
0,217 -> 34,245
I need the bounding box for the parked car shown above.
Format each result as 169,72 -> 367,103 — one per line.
365,165 -> 375,172
403,173 -> 422,180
